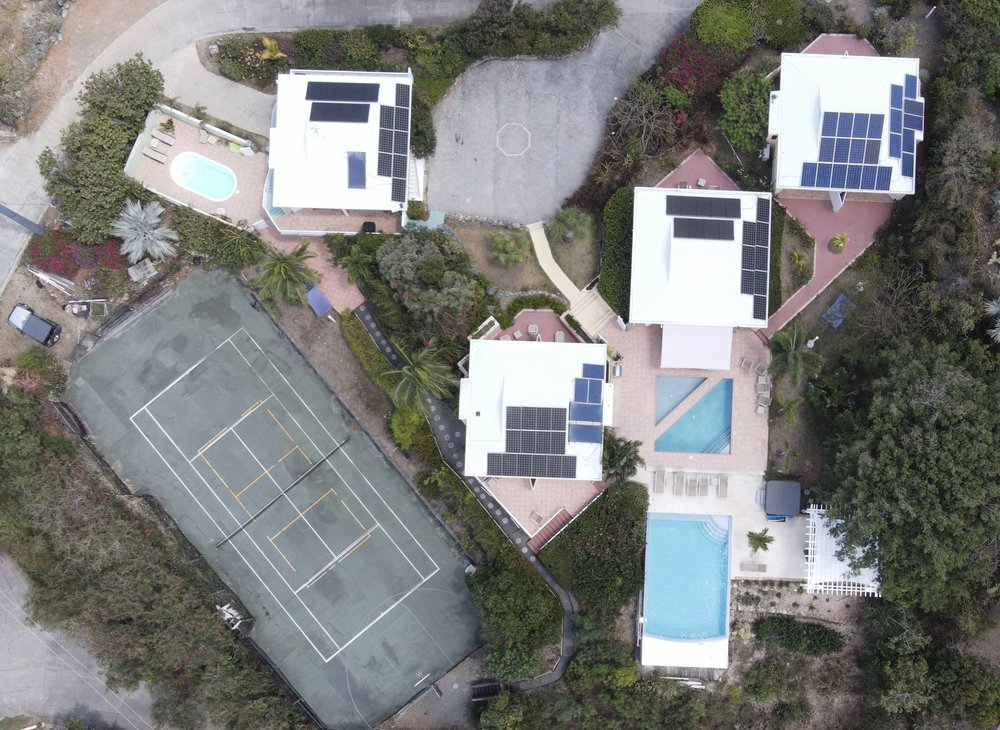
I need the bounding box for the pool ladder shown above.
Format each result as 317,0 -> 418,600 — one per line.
704,426 -> 731,454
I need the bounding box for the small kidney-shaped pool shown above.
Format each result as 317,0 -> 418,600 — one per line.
170,151 -> 236,202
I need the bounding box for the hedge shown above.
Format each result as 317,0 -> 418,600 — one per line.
496,294 -> 567,328
752,616 -> 845,656
597,187 -> 635,319
690,0 -> 754,52
768,202 -> 786,315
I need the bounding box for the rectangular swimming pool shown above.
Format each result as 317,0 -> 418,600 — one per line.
655,378 -> 732,453
643,513 -> 731,640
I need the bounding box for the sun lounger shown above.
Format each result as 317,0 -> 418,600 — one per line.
757,374 -> 769,386
151,129 -> 175,145
697,482 -> 709,496
740,560 -> 767,573
754,362 -> 768,376
554,331 -> 565,342
673,474 -> 684,495
142,146 -> 167,163
717,477 -> 728,497
739,357 -> 753,370
654,470 -> 665,494
500,335 -> 512,341
757,395 -> 772,407
756,403 -> 766,414
757,383 -> 770,394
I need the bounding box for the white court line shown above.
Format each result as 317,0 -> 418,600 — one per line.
234,331 -> 440,577
191,395 -> 273,461
230,428 -> 342,561
295,525 -> 380,594
130,329 -> 241,419
132,408 -> 341,658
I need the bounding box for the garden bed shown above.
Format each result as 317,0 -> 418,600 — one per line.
448,220 -> 557,294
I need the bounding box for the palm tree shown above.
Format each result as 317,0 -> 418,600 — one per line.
111,199 -> 178,265
984,298 -> 1000,344
602,429 -> 645,484
768,326 -> 822,385
260,37 -> 286,61
255,242 -> 319,305
385,339 -> 456,410
340,246 -> 375,285
747,528 -> 774,556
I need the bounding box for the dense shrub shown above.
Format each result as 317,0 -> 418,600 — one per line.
653,34 -> 744,104
758,0 -> 810,49
541,481 -> 648,615
38,55 -> 162,244
215,35 -> 286,84
406,199 -> 429,221
719,71 -> 772,150
340,312 -> 399,394
690,0 -> 754,51
597,187 -> 634,319
173,208 -> 267,271
768,202 -> 785,314
410,96 -> 437,157
495,294 -> 568,328
291,28 -> 342,68
24,229 -> 80,279
13,346 -> 67,398
390,404 -> 425,451
753,616 -> 845,656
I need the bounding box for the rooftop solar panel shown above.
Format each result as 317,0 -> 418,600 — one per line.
753,295 -> 767,321
506,429 -> 566,455
754,270 -> 767,296
742,245 -> 755,270
867,114 -> 884,138
394,107 -> 409,131
666,196 -> 741,218
831,163 -> 848,189
891,84 -> 903,108
392,154 -> 407,178
901,153 -> 914,178
834,139 -> 850,163
391,178 -> 406,203
306,81 -> 380,102
674,217 -> 735,240
852,113 -> 869,138
860,165 -> 877,190
394,130 -> 408,155
347,152 -> 366,189
755,246 -> 768,270
821,112 -> 838,137
568,424 -> 603,444
574,378 -> 588,402
846,165 -> 863,189
380,105 -> 394,128
889,109 -> 903,134
801,162 -> 817,187
395,83 -> 411,108
902,128 -> 915,154
583,363 -> 605,379
889,133 -> 902,158
903,99 -> 922,117
903,113 -> 923,132
864,140 -> 881,165
588,379 -> 603,404
818,138 -> 835,162
507,406 -> 567,431
486,453 -> 576,479
904,74 -> 918,98
378,128 -> 393,154
756,197 -> 770,222
741,271 -> 754,295
569,402 -> 603,423
849,139 -> 865,164
815,163 -> 832,188
377,152 -> 392,177
875,166 -> 892,190
309,102 -> 370,123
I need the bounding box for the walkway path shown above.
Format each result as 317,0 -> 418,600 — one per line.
352,301 -> 576,689
527,222 -> 618,337
428,0 -> 701,223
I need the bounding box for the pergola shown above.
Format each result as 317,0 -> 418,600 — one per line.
803,506 -> 881,597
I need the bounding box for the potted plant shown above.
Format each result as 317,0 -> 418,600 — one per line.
828,233 -> 848,254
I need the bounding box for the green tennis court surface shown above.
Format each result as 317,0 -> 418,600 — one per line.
68,270 -> 479,728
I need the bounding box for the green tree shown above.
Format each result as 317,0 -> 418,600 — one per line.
384,339 -> 456,410
767,326 -> 822,384
747,527 -> 774,556
601,429 -> 645,483
719,72 -> 772,151
111,199 -> 178,264
255,242 -> 319,305
825,341 -> 1000,618
690,0 -> 753,51
490,231 -> 528,267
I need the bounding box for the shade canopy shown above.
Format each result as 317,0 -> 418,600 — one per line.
764,480 -> 801,517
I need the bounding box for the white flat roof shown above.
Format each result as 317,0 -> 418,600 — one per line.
770,53 -> 922,195
458,340 -> 610,481
660,324 -> 733,370
804,506 -> 881,596
269,69 -> 412,212
640,634 -> 729,670
629,187 -> 771,328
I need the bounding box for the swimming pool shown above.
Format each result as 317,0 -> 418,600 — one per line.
655,376 -> 704,424
644,513 -> 730,640
170,151 -> 236,202
655,379 -> 732,453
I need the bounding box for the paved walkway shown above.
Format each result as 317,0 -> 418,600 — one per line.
352,301 -> 576,689
527,222 -> 617,337
428,0 -> 701,223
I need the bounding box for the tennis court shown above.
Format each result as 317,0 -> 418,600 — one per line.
68,270 -> 479,728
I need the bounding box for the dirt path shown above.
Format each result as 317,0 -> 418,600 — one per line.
18,0 -> 166,134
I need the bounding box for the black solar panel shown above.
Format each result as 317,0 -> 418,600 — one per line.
756,197 -> 770,222
674,218 -> 735,240
309,102 -> 369,123
395,83 -> 411,108
754,246 -> 768,270
569,402 -> 602,423
506,429 -> 566,455
378,128 -> 393,154
753,295 -> 767,320
741,272 -> 754,295
394,131 -> 408,155
666,195 -> 741,219
379,106 -> 394,128
486,453 -> 577,479
394,107 -> 409,130
306,81 -> 379,102
507,406 -> 567,431
391,178 -> 406,203
754,270 -> 767,296
392,154 -> 407,178
742,245 -> 755,270
568,424 -> 603,444
377,152 -> 392,177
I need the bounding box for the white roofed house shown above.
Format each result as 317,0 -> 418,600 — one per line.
768,50 -> 924,212
458,340 -> 613,482
266,69 -> 417,235
629,187 -> 773,370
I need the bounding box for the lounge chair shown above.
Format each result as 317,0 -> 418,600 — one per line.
142,146 -> 166,163
739,356 -> 753,370
754,362 -> 769,376
757,374 -> 769,386
756,403 -> 766,414
757,383 -> 770,394
717,477 -> 728,497
757,395 -> 772,407
527,324 -> 539,336
554,331 -> 565,343
653,470 -> 665,494
685,475 -> 699,495
500,335 -> 512,341
151,128 -> 175,145
677,181 -> 691,189
673,474 -> 684,495
697,482 -> 709,496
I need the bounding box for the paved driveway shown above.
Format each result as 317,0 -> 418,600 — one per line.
0,553 -> 156,729
427,0 -> 700,223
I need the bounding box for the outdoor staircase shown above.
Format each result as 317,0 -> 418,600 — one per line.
527,508 -> 571,552
569,288 -> 618,338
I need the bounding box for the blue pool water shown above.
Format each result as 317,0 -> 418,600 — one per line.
170,151 -> 236,202
644,513 -> 730,640
655,379 -> 733,453
655,376 -> 704,424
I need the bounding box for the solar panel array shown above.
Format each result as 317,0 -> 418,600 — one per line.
506,406 -> 566,431
799,111 -> 893,192
376,84 -> 412,203
487,453 -> 577,479
305,82 -> 380,102
674,217 -> 735,241
309,102 -> 369,123
666,196 -> 741,218
888,74 -> 922,179
568,364 -> 604,445
740,196 -> 771,321
488,406 -> 575,479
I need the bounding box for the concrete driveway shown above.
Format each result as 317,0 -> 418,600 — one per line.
428,0 -> 700,223
0,553 -> 156,729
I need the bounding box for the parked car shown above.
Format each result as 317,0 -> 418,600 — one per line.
7,303 -> 61,346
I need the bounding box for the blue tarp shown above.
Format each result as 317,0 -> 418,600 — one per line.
306,285 -> 332,317
821,293 -> 857,329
